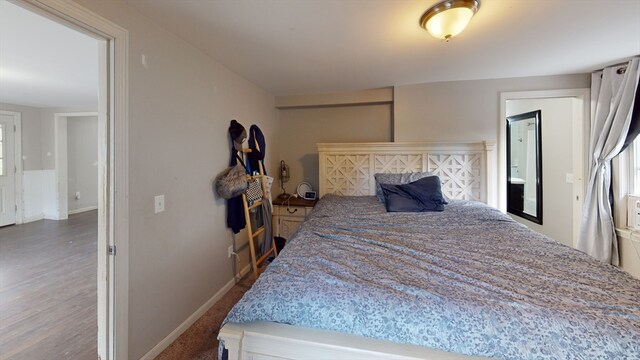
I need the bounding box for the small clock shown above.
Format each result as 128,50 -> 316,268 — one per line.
303,191 -> 317,201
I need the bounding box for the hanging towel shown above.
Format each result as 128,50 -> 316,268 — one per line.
263,175 -> 274,211
260,200 -> 273,254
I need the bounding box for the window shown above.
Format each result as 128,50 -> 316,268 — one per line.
632,137 -> 640,195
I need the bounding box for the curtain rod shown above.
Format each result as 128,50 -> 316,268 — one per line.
596,56 -> 640,75
595,60 -> 629,75
598,61 -> 628,70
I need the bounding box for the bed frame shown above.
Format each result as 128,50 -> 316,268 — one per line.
219,141 -> 496,360
318,141 -> 496,206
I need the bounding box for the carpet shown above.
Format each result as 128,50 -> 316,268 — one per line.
154,275 -> 256,360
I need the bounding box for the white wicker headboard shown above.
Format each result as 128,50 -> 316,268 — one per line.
317,141 -> 497,206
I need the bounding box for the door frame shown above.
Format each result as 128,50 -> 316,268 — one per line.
499,88 -> 590,247
16,1 -> 130,359
54,111 -> 99,220
0,110 -> 23,225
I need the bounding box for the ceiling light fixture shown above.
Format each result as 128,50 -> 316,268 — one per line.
420,0 -> 480,41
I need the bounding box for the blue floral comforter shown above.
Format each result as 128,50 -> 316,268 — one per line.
222,195 -> 640,359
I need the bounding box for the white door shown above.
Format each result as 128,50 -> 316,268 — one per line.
0,111 -> 17,226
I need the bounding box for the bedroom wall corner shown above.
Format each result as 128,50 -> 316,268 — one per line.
70,1 -> 278,358
393,74 -> 590,209
274,88 -> 393,193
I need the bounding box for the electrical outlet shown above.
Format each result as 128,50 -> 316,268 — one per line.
154,195 -> 165,213
227,245 -> 234,258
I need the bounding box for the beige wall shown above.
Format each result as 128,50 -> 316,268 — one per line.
394,74 -> 591,143
0,104 -> 97,171
73,1 -> 278,358
274,75 -> 591,197
506,98 -> 575,247
67,115 -> 98,211
276,104 -> 392,193
39,106 -> 98,170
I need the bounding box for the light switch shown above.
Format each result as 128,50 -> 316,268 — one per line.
565,173 -> 574,184
154,195 -> 165,213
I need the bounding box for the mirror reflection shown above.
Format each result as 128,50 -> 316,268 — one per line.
506,110 -> 542,224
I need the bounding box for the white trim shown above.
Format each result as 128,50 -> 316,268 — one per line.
629,140 -> 638,196
499,89 -> 589,247
14,113 -> 23,225
615,228 -> 640,244
68,205 -> 98,215
19,1 -> 129,359
317,141 -> 491,152
140,264 -> 252,360
0,110 -> 23,225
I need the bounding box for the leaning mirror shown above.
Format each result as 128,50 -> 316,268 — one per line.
506,110 -> 542,224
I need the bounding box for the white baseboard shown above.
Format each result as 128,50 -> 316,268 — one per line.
140,263 -> 252,360
23,214 -> 45,224
68,205 -> 98,215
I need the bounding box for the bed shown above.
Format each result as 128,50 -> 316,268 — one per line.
218,142 -> 640,360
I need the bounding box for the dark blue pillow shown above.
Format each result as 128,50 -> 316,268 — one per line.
380,176 -> 445,212
380,183 -> 425,212
399,176 -> 446,211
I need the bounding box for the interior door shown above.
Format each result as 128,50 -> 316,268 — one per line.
0,111 -> 17,226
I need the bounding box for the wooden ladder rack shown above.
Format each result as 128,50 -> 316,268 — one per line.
241,149 -> 278,277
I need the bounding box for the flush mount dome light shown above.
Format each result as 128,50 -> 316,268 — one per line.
420,0 -> 480,41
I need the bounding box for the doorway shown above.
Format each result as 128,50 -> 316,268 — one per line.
500,89 -> 589,247
54,112 -> 100,220
0,110 -> 21,226
0,0 -> 128,359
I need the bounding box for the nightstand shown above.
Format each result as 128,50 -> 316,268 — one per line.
272,196 -> 318,240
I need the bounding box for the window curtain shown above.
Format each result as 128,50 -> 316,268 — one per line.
577,57 -> 640,264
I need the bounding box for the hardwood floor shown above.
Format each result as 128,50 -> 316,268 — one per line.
0,210 -> 98,360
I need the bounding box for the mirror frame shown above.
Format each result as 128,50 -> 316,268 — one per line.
506,110 -> 543,224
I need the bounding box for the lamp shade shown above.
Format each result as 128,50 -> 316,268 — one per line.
420,0 -> 480,40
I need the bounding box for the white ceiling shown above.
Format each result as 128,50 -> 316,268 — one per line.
125,0 -> 640,96
0,1 -> 99,108
1,1 -> 638,105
